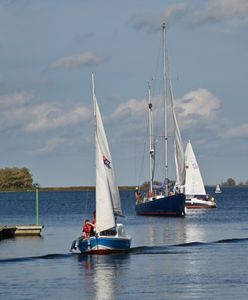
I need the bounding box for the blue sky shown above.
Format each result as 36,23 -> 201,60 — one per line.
0,0 -> 247,187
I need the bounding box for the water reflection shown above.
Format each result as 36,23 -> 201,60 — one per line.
131,210 -> 214,248
137,217 -> 187,246
77,254 -> 131,299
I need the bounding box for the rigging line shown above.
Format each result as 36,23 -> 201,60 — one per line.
137,121 -> 149,188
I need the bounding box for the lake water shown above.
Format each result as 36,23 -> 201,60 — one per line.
0,187 -> 248,299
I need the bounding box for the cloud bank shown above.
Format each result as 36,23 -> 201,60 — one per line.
0,91 -> 91,132
224,123 -> 248,138
134,0 -> 248,30
48,51 -> 104,70
175,88 -> 220,128
191,0 -> 248,25
30,137 -> 69,156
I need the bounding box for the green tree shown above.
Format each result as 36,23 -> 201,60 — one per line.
0,167 -> 33,190
222,177 -> 236,187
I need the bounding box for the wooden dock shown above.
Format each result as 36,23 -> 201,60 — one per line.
0,225 -> 44,240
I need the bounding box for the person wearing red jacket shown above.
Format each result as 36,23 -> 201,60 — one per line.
82,219 -> 92,239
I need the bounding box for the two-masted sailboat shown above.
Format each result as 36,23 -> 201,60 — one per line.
135,23 -> 186,216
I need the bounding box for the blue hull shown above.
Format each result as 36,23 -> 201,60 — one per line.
135,193 -> 186,216
76,236 -> 131,254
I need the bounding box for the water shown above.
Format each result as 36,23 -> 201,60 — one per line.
0,187 -> 248,299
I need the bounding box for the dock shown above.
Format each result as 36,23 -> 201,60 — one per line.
0,225 -> 44,240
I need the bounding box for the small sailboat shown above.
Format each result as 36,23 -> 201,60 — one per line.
184,141 -> 216,208
135,23 -> 186,216
71,74 -> 131,254
215,184 -> 222,194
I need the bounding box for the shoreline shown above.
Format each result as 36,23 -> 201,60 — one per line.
0,185 -> 245,193
0,186 -> 137,192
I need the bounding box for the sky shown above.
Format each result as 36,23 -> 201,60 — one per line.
0,0 -> 247,187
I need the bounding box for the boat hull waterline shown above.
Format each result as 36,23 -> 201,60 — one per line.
72,236 -> 131,254
135,194 -> 186,216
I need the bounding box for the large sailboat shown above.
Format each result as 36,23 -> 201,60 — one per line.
135,23 -> 186,216
184,141 -> 216,208
71,74 -> 131,254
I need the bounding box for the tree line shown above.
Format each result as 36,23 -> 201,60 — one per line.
221,178 -> 248,187
140,178 -> 248,188
0,167 -> 247,191
0,167 -> 33,190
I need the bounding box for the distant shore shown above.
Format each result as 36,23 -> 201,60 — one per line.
0,185 -> 244,193
0,186 -> 137,192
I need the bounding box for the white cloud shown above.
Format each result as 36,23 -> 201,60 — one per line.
110,89 -> 221,137
133,0 -> 248,30
107,97 -> 149,142
224,123 -> 248,138
134,3 -> 187,32
111,98 -> 147,121
191,0 -> 248,25
0,91 -> 91,132
31,137 -> 68,156
48,51 -> 104,69
175,88 -> 220,128
0,91 -> 34,108
24,104 -> 91,132
162,2 -> 187,26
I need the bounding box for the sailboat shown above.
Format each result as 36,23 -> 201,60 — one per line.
215,184 -> 222,194
135,23 -> 186,216
184,141 -> 216,208
71,74 -> 131,254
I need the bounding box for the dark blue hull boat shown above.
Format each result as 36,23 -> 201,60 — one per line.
135,193 -> 186,216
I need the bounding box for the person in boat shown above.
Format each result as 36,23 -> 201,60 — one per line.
82,219 -> 92,239
135,187 -> 142,204
210,196 -> 215,203
89,210 -> 96,236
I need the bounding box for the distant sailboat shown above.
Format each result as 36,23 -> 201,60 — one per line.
135,23 -> 186,216
71,74 -> 131,254
215,184 -> 222,194
184,141 -> 216,208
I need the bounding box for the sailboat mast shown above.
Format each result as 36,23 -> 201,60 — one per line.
162,23 -> 168,196
148,82 -> 154,195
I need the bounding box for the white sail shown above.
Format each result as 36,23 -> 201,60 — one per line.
171,98 -> 185,189
165,49 -> 185,189
215,184 -> 221,193
184,141 -> 206,196
92,75 -> 122,234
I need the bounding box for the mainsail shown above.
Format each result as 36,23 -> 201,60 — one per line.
184,141 -> 206,196
92,74 -> 123,234
171,97 -> 185,189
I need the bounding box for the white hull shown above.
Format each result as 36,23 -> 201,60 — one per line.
186,197 -> 216,208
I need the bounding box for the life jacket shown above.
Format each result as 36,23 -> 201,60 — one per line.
83,224 -> 91,233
